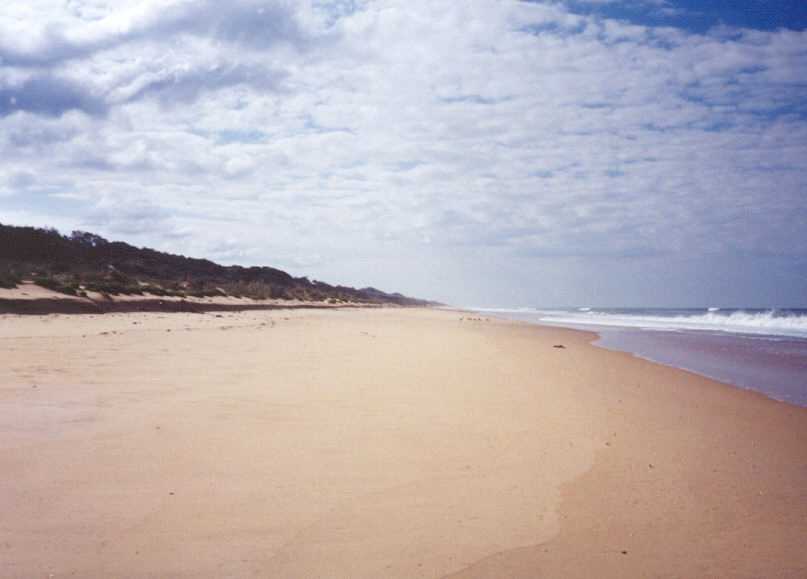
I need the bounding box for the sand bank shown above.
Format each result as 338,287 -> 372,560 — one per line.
0,281 -> 367,315
1,308 -> 805,577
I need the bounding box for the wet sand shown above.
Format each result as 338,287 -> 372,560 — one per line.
1,308 -> 805,578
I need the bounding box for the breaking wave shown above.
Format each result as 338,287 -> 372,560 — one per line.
471,307 -> 807,339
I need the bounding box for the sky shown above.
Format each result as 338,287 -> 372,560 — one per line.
1,0 -> 806,307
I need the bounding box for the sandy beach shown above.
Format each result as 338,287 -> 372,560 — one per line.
1,307 -> 805,578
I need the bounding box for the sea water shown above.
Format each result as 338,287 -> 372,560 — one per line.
470,307 -> 807,407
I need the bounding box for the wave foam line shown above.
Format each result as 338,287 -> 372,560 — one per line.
537,311 -> 807,339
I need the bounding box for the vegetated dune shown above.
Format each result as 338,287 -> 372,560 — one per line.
0,223 -> 437,313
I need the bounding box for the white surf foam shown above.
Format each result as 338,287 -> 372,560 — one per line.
535,310 -> 807,339
469,307 -> 807,339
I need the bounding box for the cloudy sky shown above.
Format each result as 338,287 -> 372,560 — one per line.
1,0 -> 806,307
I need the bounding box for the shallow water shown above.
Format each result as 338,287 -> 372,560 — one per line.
594,328 -> 807,407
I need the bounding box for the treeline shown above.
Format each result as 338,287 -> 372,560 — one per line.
0,223 -> 433,306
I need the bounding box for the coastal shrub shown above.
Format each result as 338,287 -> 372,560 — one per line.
187,288 -> 223,298
84,280 -> 144,296
32,274 -> 79,296
145,286 -> 170,297
0,268 -> 21,289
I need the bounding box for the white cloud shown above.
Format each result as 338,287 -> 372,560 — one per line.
1,0 -> 806,305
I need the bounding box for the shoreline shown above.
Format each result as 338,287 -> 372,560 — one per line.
592,330 -> 807,408
448,319 -> 807,578
2,308 -> 805,577
470,309 -> 807,409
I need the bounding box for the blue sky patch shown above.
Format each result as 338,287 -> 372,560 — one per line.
553,0 -> 807,33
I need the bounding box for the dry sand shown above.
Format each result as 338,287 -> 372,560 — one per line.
0,308 -> 805,578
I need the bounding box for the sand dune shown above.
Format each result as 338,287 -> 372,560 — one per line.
1,308 -> 805,577
0,282 -> 368,315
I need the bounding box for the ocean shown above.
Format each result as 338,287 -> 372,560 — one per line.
470,307 -> 807,407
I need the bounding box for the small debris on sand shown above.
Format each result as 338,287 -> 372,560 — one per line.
553,344 -> 566,349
